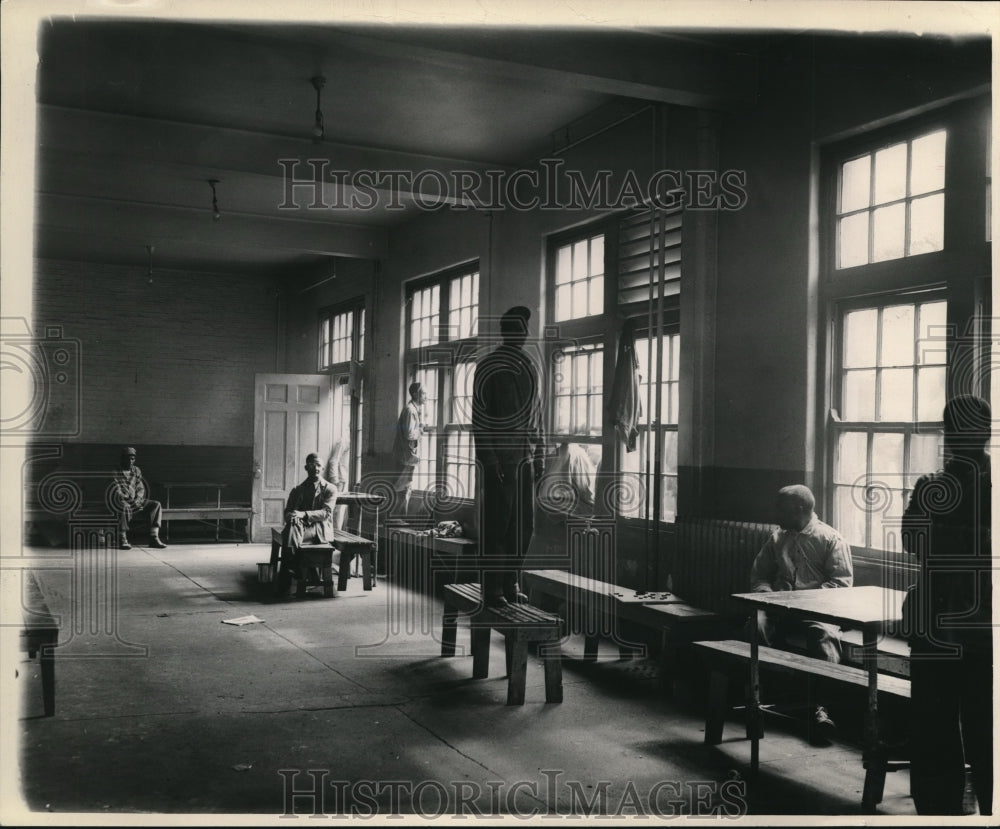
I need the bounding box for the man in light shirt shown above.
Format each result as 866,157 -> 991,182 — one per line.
749,484 -> 854,742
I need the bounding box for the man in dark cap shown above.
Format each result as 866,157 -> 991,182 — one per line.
472,305 -> 546,607
903,395 -> 992,815
393,381 -> 426,515
275,452 -> 338,594
113,446 -> 166,550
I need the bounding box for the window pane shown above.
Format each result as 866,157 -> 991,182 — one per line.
844,308 -> 878,367
916,302 -> 948,366
909,432 -> 943,486
908,193 -> 944,255
909,130 -> 946,196
834,431 -> 868,485
662,430 -> 678,473
841,155 -> 871,213
590,235 -> 604,275
873,142 -> 907,204
660,475 -> 678,524
556,246 -> 571,285
555,397 -> 570,433
571,282 -> 587,318
872,203 -> 905,262
916,366 -> 946,422
555,285 -> 570,322
572,240 -> 588,281
843,370 -> 876,421
588,276 -> 603,316
879,368 -> 913,421
871,432 -> 905,480
838,212 -> 869,268
871,489 -> 905,553
834,485 -> 867,547
879,304 -> 914,367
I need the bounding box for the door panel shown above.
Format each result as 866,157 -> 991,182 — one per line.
252,373 -> 332,543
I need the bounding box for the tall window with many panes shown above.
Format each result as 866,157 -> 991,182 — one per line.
319,301 -> 366,485
404,266 -> 479,499
823,95 -> 990,556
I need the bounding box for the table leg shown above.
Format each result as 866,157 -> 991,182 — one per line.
749,614 -> 761,777
860,625 -> 884,813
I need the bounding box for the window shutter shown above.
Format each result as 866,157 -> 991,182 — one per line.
617,208 -> 681,308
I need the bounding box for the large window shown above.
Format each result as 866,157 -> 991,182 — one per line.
822,95 -> 990,556
544,207 -> 681,523
404,266 -> 479,499
319,301 -> 366,485
831,295 -> 946,550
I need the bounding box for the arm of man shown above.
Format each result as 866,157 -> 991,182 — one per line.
821,533 -> 854,588
471,362 -> 500,474
749,539 -> 777,592
301,484 -> 335,525
901,473 -> 931,561
284,486 -> 301,523
403,406 -> 422,443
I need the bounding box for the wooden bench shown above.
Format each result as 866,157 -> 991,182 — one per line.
522,569 -> 694,661
841,629 -> 910,678
20,571 -> 59,716
332,528 -> 375,591
694,639 -> 910,804
269,528 -> 336,598
161,506 -> 253,542
441,582 -> 563,705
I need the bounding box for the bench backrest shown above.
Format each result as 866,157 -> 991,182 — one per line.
671,517 -> 777,617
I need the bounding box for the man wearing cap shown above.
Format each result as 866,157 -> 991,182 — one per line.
393,381 -> 427,515
472,305 -> 546,607
275,452 -> 338,594
113,447 -> 166,550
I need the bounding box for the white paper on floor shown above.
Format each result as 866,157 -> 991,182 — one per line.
221,615 -> 265,626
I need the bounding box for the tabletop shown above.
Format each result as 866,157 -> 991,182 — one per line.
732,585 -> 906,630
335,492 -> 386,506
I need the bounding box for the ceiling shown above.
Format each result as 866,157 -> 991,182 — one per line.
31,18 -> 777,277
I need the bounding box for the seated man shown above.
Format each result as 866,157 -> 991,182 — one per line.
275,452 -> 338,594
113,446 -> 166,550
749,484 -> 853,744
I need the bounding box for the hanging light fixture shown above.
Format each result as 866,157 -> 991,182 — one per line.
311,76 -> 326,141
207,178 -> 221,221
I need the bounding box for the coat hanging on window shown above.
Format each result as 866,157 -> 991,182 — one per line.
611,318 -> 642,452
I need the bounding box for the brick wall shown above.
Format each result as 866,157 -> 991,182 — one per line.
33,259 -> 280,446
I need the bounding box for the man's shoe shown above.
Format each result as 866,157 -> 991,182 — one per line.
149,536 -> 167,549
118,536 -> 132,550
484,594 -> 509,609
505,591 -> 529,604
809,706 -> 836,747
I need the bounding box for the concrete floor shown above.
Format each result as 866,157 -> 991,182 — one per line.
7,541 -> 917,821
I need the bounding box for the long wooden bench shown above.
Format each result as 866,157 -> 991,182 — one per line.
162,505 -> 253,542
694,639 -> 910,805
20,571 -> 60,716
441,582 -> 563,705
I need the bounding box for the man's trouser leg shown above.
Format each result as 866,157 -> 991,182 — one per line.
802,620 -> 842,663
482,465 -> 516,606
910,645 -> 966,815
142,500 -> 163,539
502,460 -> 534,602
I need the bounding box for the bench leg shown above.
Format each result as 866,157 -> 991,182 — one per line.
441,606 -> 458,657
337,551 -> 350,591
361,550 -> 373,591
704,669 -> 728,745
40,640 -> 56,717
504,637 -> 513,677
296,565 -> 307,598
541,642 -> 563,703
471,622 -> 491,679
322,561 -> 335,598
506,641 -> 528,705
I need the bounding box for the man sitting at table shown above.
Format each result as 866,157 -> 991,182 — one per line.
749,484 -> 854,744
274,452 -> 338,595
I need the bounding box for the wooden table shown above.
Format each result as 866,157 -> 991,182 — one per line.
336,492 -> 385,581
732,586 -> 906,812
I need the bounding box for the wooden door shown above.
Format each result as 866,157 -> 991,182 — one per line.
251,373 -> 332,543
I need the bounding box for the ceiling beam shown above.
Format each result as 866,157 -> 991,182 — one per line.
295,27 -> 759,111
37,193 -> 388,260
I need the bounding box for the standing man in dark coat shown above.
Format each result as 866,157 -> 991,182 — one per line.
902,395 -> 992,816
472,305 -> 545,607
275,452 -> 338,594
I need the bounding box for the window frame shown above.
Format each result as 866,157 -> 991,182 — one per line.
403,262 -> 480,501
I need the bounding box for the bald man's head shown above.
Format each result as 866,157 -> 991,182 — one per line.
775,485 -> 815,531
